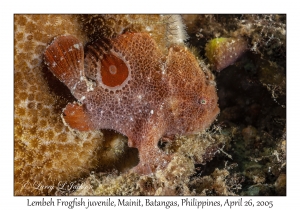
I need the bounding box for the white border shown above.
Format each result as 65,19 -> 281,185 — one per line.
5,0 -> 296,209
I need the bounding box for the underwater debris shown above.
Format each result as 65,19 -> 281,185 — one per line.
205,37 -> 248,71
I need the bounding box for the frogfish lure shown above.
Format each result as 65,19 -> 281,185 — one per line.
44,32 -> 220,174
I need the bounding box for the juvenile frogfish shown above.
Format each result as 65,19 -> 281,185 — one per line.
44,32 -> 220,174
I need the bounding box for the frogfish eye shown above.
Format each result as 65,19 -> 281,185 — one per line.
196,98 -> 207,105
200,99 -> 207,104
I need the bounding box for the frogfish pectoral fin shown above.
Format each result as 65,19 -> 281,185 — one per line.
62,102 -> 94,131
44,35 -> 84,93
130,137 -> 172,175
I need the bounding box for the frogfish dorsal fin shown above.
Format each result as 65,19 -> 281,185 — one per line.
44,35 -> 84,91
62,102 -> 94,131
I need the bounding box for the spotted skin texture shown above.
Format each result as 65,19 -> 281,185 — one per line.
44,33 -> 220,174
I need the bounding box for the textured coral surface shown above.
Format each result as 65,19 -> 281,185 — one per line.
14,15 -> 80,195
14,15 -> 116,195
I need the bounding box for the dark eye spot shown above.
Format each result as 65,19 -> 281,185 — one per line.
196,97 -> 207,105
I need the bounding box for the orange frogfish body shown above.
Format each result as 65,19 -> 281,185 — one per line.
44,33 -> 219,174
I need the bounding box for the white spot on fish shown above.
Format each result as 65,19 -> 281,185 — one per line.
52,62 -> 57,67
73,44 -> 80,50
79,96 -> 86,102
